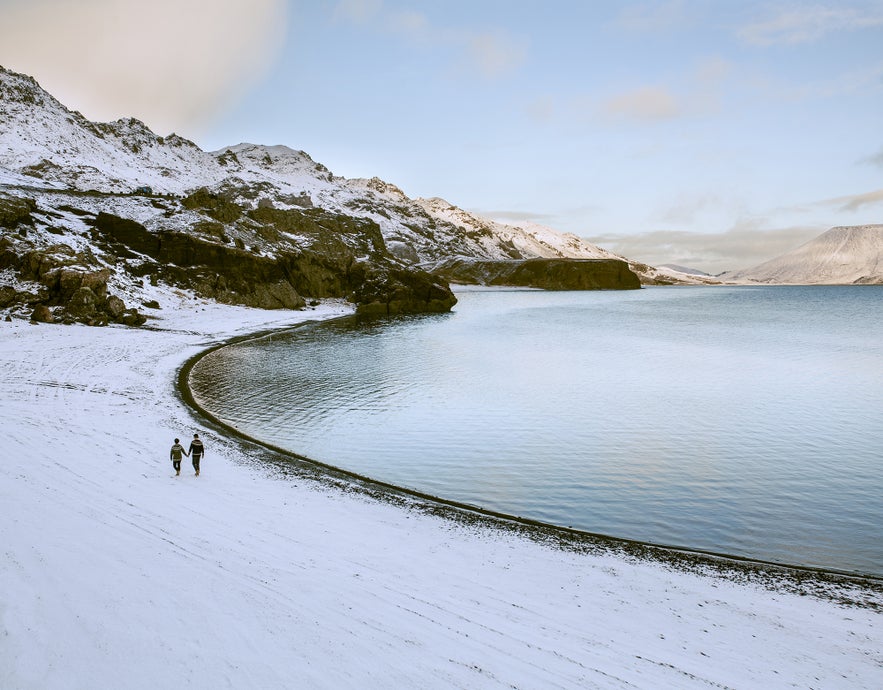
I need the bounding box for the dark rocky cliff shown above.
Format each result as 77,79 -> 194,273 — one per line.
92,210 -> 457,316
429,257 -> 641,291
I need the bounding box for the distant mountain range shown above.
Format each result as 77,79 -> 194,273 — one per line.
724,225 -> 883,285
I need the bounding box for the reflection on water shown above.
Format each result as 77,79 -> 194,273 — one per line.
190,286 -> 883,574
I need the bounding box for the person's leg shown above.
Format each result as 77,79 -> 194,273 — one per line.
173,459 -> 181,475
192,455 -> 200,476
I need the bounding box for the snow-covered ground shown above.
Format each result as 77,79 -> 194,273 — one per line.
1,295 -> 881,690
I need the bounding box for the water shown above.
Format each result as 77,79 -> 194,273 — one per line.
189,286 -> 883,575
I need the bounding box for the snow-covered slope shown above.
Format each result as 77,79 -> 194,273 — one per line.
0,65 -> 698,284
1,298 -> 881,689
724,225 -> 883,284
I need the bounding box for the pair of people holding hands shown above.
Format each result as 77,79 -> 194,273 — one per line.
170,434 -> 205,476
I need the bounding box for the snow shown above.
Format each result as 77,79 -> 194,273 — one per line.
1,294 -> 881,689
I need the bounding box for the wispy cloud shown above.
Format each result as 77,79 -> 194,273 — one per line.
332,0 -> 382,24
588,56 -> 733,126
0,0 -> 287,136
586,223 -> 823,274
332,3 -> 525,79
387,9 -> 430,37
477,209 -> 561,225
816,188 -> 883,212
739,4 -> 883,45
600,86 -> 680,122
467,31 -> 526,79
859,148 -> 883,167
612,0 -> 693,33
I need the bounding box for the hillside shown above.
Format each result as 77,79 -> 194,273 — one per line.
724,225 -> 883,285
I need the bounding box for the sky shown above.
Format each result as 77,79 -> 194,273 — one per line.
1,0 -> 882,273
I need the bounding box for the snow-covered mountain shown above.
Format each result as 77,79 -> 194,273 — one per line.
0,67 -> 602,261
723,225 -> 883,285
0,65 -> 703,290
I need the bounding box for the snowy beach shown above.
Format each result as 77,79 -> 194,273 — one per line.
1,296 -> 882,690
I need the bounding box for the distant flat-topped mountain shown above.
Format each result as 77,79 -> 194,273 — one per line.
723,225 -> 883,285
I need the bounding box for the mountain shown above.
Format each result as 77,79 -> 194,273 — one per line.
0,67 -> 656,270
2,65 -> 685,324
723,225 -> 883,285
659,264 -> 711,277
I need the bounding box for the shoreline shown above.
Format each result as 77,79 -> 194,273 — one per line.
3,295 -> 882,688
179,315 -> 883,601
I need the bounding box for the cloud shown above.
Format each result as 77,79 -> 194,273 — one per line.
466,31 -> 526,79
0,0 -> 287,136
331,3 -> 524,80
475,208 -> 570,226
387,9 -> 430,37
612,0 -> 692,33
859,148 -> 883,167
739,5 -> 883,45
816,188 -> 883,212
659,193 -> 726,225
586,223 -> 823,274
333,0 -> 383,24
600,86 -> 680,122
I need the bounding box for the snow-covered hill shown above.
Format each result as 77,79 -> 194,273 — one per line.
724,225 -> 883,284
0,65 -> 703,286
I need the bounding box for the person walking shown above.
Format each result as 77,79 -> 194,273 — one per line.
189,433 -> 205,476
170,438 -> 187,476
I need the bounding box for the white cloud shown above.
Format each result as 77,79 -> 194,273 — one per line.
330,3 -> 524,80
387,9 -> 429,37
613,0 -> 692,33
333,0 -> 382,24
466,31 -> 525,79
600,86 -> 680,122
816,188 -> 883,212
0,0 -> 287,136
586,223 -> 823,274
739,4 -> 883,45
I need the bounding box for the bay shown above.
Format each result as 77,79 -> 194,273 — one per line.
189,286 -> 883,575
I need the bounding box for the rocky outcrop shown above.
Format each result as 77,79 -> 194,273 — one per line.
91,211 -> 457,315
0,234 -> 147,326
0,194 -> 36,229
429,257 -> 641,290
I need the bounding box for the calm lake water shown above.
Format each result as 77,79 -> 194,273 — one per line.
189,286 -> 883,575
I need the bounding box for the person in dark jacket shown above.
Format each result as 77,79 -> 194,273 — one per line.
189,433 -> 204,476
170,438 -> 186,476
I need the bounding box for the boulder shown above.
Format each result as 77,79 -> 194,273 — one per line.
0,285 -> 16,308
31,304 -> 53,323
105,294 -> 126,319
65,286 -> 99,317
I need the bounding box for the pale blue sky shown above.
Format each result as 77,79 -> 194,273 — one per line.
2,0 -> 882,271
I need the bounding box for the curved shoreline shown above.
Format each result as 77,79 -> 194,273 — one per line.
177,317 -> 883,599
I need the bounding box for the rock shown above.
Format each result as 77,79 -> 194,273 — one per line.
31,304 -> 53,323
142,299 -> 160,309
0,194 -> 36,229
121,309 -> 147,327
105,294 -> 126,319
0,285 -> 16,308
430,258 -> 641,291
66,286 -> 99,317
92,209 -> 458,316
